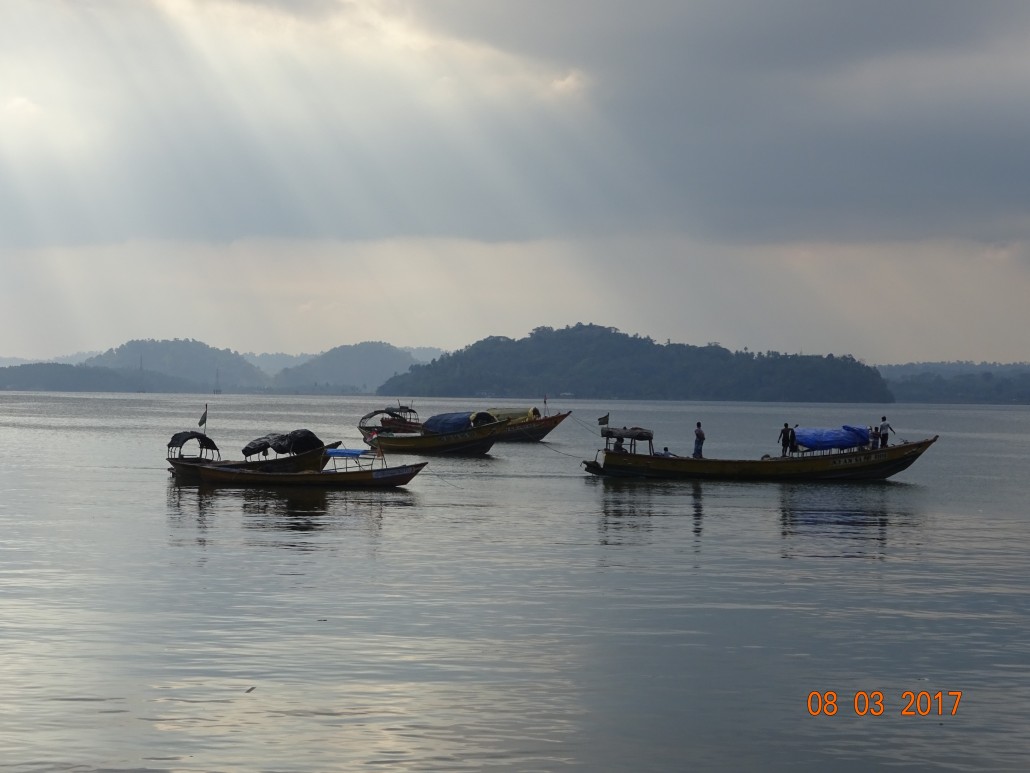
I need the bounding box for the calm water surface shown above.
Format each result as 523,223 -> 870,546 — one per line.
1,394 -> 1028,772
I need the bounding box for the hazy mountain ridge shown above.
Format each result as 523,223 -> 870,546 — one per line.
273,342 -> 416,394
243,351 -> 318,376
878,361 -> 1030,379
878,361 -> 1030,404
1,338 -> 425,395
1,351 -> 102,367
4,333 -> 1030,403
85,339 -> 269,391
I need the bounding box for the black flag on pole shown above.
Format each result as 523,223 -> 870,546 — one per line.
597,413 -> 609,426
198,404 -> 208,428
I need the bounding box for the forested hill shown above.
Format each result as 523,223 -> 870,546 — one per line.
377,324 -> 894,403
85,339 -> 268,391
2,338 -> 419,394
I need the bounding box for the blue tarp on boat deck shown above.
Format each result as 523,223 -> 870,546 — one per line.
794,425 -> 870,451
422,411 -> 495,435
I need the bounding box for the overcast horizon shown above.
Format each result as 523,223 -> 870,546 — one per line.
4,1 -> 1030,365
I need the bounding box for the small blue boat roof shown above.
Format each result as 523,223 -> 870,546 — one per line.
325,447 -> 371,458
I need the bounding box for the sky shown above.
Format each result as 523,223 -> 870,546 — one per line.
2,0 -> 1030,365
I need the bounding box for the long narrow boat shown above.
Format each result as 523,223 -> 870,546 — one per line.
485,408 -> 572,442
167,429 -> 340,482
583,425 -> 938,482
195,448 -> 428,488
359,410 -> 510,455
360,405 -> 570,443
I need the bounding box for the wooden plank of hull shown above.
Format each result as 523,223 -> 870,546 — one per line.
366,421 -> 509,455
495,411 -> 571,442
196,461 -> 428,488
168,442 -> 339,481
584,436 -> 938,482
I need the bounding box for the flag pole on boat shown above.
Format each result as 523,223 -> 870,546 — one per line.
199,403 -> 208,435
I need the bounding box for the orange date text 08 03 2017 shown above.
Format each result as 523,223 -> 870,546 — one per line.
806,690 -> 963,717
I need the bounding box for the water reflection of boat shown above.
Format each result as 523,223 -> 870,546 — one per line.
584,425 -> 938,482
167,481 -> 418,548
776,482 -> 925,559
167,429 -> 340,482
595,478 -> 705,548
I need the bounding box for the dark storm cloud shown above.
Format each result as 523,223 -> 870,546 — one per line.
406,0 -> 1030,242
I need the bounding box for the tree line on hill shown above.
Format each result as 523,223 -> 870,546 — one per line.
0,339 -> 420,394
884,366 -> 1030,403
378,324 -> 894,402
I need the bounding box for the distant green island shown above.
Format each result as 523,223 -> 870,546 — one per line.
2,324 -> 1029,404
379,324 -> 891,402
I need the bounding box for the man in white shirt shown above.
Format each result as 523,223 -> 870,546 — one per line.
879,416 -> 895,447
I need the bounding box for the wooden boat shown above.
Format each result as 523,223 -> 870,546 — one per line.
358,410 -> 510,455
583,425 -> 938,482
195,448 -> 427,488
167,429 -> 340,482
485,407 -> 572,442
376,403 -> 422,433
361,405 -> 570,443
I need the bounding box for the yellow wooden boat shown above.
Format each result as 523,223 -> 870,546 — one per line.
359,410 -> 510,455
583,426 -> 938,482
485,407 -> 572,442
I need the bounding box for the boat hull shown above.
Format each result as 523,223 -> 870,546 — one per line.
168,442 -> 340,482
195,461 -> 428,488
496,411 -> 571,442
583,436 -> 938,482
364,420 -> 509,455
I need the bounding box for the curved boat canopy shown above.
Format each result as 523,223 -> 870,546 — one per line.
242,428 -> 324,457
601,426 -> 654,441
168,430 -> 219,452
359,408 -> 410,424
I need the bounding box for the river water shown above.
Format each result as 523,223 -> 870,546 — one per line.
1,393 -> 1028,772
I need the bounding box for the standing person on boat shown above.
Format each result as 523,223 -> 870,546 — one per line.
879,416 -> 895,447
693,422 -> 705,459
778,423 -> 792,456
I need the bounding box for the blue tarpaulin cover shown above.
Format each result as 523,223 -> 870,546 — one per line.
422,412 -> 477,434
794,425 -> 870,451
422,411 -> 496,435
